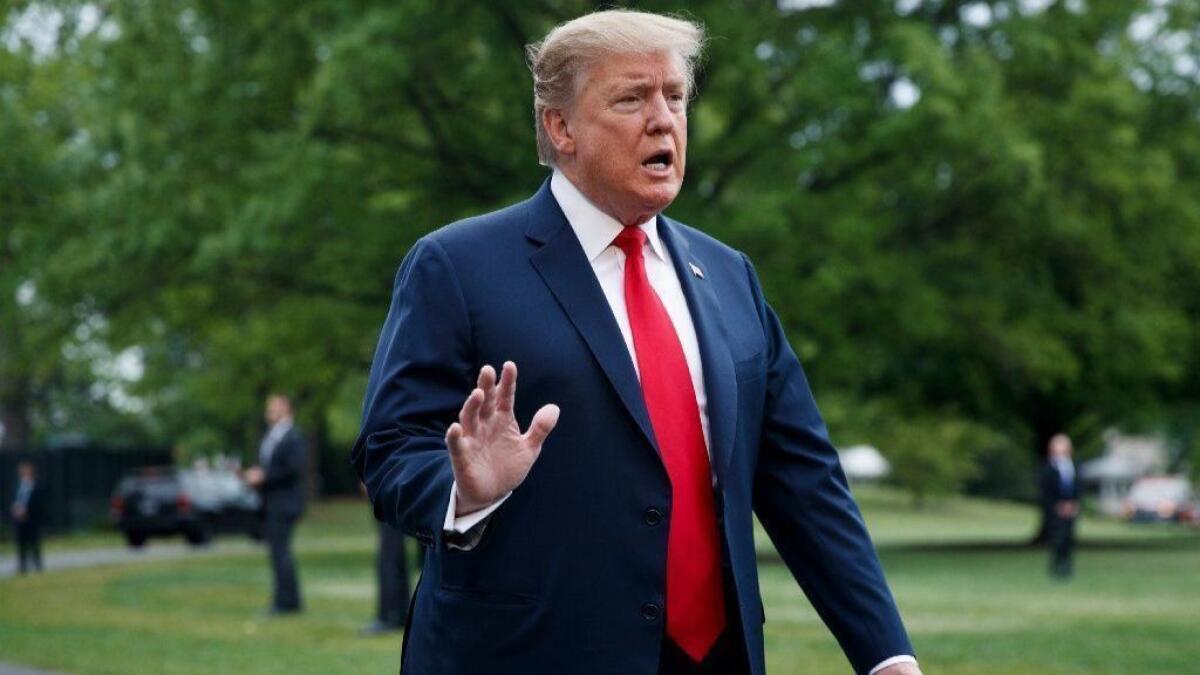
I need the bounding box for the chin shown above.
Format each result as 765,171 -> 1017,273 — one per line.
636,182 -> 681,213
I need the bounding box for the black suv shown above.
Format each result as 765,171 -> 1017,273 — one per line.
110,467 -> 263,547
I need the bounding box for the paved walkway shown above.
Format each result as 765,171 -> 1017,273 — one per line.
0,662 -> 69,675
0,539 -> 255,580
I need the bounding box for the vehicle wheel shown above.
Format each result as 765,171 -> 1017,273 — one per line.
126,531 -> 147,548
185,526 -> 212,546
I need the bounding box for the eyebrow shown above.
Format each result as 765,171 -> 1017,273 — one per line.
606,76 -> 688,95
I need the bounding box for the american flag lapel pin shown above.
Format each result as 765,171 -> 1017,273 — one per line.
689,262 -> 705,279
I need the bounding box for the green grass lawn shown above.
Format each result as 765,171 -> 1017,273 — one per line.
0,525 -> 122,554
2,489 -> 1198,674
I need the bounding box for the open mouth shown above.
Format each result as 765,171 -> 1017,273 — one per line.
641,151 -> 673,172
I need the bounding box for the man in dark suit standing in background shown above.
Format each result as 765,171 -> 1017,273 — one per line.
245,394 -> 307,614
10,460 -> 44,575
359,480 -> 418,636
361,520 -> 416,635
1041,433 -> 1081,579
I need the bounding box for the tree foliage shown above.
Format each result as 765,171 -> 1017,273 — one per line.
3,0 -> 1199,498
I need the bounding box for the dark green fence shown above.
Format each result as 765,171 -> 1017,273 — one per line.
1,445 -> 171,537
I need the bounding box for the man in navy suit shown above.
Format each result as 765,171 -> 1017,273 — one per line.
353,10 -> 919,675
246,394 -> 307,614
10,460 -> 44,575
1040,434 -> 1080,579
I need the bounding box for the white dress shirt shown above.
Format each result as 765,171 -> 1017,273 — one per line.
259,418 -> 293,467
440,171 -> 916,675
1053,456 -> 1075,492
14,479 -> 34,509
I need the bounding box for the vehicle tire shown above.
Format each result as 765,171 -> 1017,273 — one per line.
185,525 -> 212,546
126,531 -> 147,548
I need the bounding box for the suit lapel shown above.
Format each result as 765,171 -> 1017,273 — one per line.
525,182 -> 660,456
658,217 -> 739,486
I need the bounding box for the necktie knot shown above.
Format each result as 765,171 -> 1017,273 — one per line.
613,226 -> 646,259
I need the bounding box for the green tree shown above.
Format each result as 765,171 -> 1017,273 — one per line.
5,0 -> 1199,505
0,29 -> 77,448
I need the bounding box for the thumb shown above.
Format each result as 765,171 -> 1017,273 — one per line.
523,404 -> 560,449
444,422 -> 465,457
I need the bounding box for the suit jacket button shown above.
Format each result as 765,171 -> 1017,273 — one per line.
643,507 -> 663,526
641,602 -> 661,621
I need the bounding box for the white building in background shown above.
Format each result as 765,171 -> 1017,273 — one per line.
1081,430 -> 1169,516
838,444 -> 891,482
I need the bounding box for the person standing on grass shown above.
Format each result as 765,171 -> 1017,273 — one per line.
1041,433 -> 1081,579
359,481 -> 420,636
10,460 -> 44,574
353,10 -> 919,674
245,393 -> 307,615
361,520 -> 419,636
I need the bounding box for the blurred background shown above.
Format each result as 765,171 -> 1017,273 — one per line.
1,0 -> 1199,673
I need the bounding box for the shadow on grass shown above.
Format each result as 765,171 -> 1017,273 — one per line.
757,533 -> 1200,563
885,536 -> 1200,553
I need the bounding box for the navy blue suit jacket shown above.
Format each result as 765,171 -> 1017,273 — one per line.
1040,460 -> 1081,510
352,180 -> 912,674
261,427 -> 307,518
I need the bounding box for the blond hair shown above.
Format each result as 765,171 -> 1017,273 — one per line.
526,10 -> 705,166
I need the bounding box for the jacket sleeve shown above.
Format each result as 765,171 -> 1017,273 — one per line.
1040,463 -> 1063,508
351,237 -> 473,549
262,432 -> 307,491
742,254 -> 914,675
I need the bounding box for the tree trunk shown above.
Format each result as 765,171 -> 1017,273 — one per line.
0,392 -> 31,450
307,412 -> 326,499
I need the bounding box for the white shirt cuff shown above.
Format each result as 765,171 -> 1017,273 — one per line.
442,481 -> 511,534
869,655 -> 918,674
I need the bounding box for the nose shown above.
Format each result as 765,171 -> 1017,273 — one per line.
645,91 -> 675,135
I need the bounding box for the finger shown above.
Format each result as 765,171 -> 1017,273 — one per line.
476,365 -> 497,420
459,388 -> 484,436
522,403 -> 560,449
496,361 -> 517,415
445,422 -> 464,455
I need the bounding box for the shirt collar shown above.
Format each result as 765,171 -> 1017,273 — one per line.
270,418 -> 293,436
549,170 -> 666,263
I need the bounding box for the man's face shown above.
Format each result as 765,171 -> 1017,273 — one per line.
1050,435 -> 1073,459
557,50 -> 688,225
264,397 -> 289,425
18,463 -> 33,481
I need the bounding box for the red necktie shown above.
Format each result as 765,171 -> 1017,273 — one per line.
613,226 -> 726,662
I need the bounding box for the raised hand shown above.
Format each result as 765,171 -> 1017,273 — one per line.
445,361 -> 560,515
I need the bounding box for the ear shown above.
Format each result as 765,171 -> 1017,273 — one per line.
542,108 -> 575,158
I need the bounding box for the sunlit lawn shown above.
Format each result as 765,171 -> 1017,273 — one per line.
1,489 -> 1198,674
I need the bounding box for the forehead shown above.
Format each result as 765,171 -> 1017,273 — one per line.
582,50 -> 687,90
